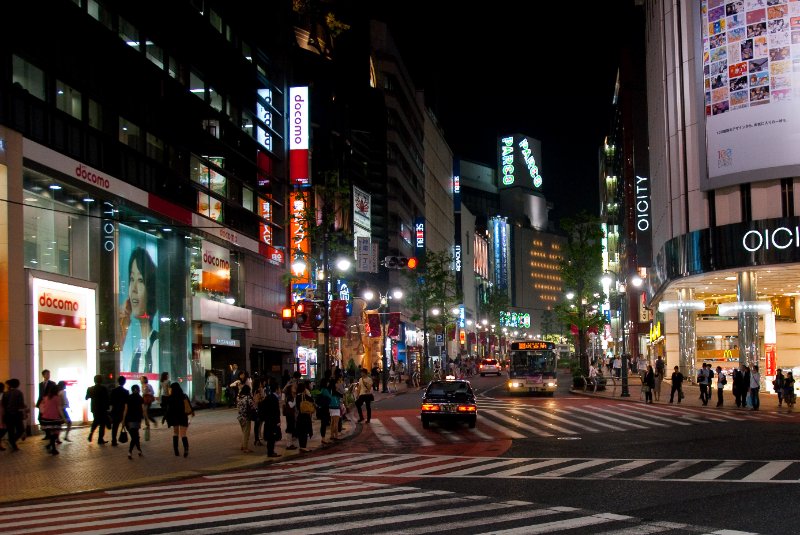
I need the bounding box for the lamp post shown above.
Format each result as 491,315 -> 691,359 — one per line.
363,288 -> 403,393
318,250 -> 351,379
431,306 -> 460,374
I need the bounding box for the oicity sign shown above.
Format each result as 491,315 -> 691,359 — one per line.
742,227 -> 800,252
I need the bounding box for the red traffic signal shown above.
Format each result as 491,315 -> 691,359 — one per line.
406,257 -> 418,269
281,306 -> 294,331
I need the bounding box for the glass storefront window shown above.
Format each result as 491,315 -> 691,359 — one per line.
12,55 -> 45,100
56,80 -> 82,120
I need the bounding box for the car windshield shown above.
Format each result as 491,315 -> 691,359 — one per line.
426,381 -> 472,397
510,350 -> 556,373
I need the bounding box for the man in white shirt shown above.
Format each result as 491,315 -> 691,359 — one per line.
750,365 -> 761,410
612,356 -> 622,378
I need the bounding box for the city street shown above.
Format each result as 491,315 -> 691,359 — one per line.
4,372 -> 799,534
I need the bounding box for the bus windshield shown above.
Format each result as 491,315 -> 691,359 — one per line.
510,350 -> 556,374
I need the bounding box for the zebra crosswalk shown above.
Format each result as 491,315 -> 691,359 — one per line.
0,467 -> 760,534
364,398 -> 797,446
249,451 -> 800,484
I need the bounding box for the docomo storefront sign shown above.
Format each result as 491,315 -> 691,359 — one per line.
742,226 -> 800,252
38,288 -> 86,329
289,86 -> 310,187
75,164 -> 110,189
201,240 -> 231,293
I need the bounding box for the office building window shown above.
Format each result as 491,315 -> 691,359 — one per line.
242,42 -> 252,62
209,87 -> 222,112
88,99 -> 103,130
189,71 -> 205,99
87,0 -> 113,29
781,178 -> 795,217
55,80 -> 82,120
197,192 -> 223,222
12,56 -> 45,100
119,17 -> 140,51
242,187 -> 254,212
146,133 -> 164,162
146,42 -> 164,70
119,117 -> 141,150
209,9 -> 223,33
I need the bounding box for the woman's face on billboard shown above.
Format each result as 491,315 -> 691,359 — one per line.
129,259 -> 148,318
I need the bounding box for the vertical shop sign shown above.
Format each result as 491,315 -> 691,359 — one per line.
289,86 -> 309,187
290,191 -> 310,284
635,176 -> 652,266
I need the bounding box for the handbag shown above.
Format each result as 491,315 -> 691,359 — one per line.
143,393 -> 154,405
118,429 -> 129,444
299,395 -> 316,415
183,397 -> 193,415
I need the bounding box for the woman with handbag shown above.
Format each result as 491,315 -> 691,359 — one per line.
139,376 -> 157,428
122,384 -> 144,459
295,381 -> 315,452
236,384 -> 257,453
39,383 -> 65,455
165,382 -> 193,457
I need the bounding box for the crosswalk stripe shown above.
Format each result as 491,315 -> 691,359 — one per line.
483,409 -> 553,437
476,412 -> 528,438
621,404 -> 693,426
361,455 -> 456,476
439,429 -> 466,442
687,460 -> 745,480
277,499 -> 521,535
590,520 -> 685,534
392,416 -> 436,446
447,458 -> 529,476
636,460 -> 703,480
370,419 -> 401,447
607,406 -> 671,427
509,409 -> 579,435
387,506 -> 567,535
403,456 -> 497,475
593,460 -> 658,479
534,459 -> 616,478
474,512 -> 631,535
741,461 -> 793,481
559,410 -> 622,431
492,458 -> 572,477
513,407 -> 587,434
468,424 -> 495,440
569,407 -> 647,429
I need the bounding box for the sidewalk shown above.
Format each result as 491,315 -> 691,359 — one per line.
572,374 -> 782,411
0,383 -> 409,504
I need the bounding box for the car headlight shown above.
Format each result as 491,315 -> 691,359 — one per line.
547,382 -> 555,387
508,382 -> 521,388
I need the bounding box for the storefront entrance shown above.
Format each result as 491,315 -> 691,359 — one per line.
32,276 -> 96,424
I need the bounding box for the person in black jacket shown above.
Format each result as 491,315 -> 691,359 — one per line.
86,374 -> 110,444
109,376 -> 130,446
263,377 -> 282,458
669,366 -> 684,404
122,384 -> 144,459
165,382 -> 193,457
643,365 -> 656,404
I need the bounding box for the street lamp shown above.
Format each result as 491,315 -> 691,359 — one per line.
603,270 -> 630,397
363,288 -> 403,393
319,254 -> 352,378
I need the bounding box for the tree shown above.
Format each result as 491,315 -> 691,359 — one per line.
402,250 -> 461,372
554,211 -> 606,375
479,285 -> 510,326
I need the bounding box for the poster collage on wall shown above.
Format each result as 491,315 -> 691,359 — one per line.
702,0 -> 799,115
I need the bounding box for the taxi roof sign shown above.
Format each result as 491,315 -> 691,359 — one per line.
510,341 -> 554,351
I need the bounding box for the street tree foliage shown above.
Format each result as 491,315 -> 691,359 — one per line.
539,309 -> 566,346
402,249 -> 462,371
554,211 -> 607,375
479,285 -> 510,327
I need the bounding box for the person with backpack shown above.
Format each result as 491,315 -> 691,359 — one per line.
669,366 -> 684,404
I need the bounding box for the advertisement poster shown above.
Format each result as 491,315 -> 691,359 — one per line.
118,225 -> 162,376
702,0 -> 800,186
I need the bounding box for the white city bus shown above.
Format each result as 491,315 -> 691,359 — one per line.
507,340 -> 558,396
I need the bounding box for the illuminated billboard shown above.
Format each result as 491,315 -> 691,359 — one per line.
497,135 -> 543,189
701,0 -> 800,187
289,86 -> 309,187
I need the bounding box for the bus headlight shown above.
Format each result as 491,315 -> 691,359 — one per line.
546,382 -> 555,387
509,382 -> 522,388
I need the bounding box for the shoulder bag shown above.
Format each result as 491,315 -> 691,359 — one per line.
183,397 -> 193,415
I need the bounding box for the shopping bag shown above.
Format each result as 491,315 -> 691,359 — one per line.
119,429 -> 129,444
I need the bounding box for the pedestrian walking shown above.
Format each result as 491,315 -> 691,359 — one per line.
654,357 -> 665,401
39,383 -> 64,455
262,378 -> 282,458
355,368 -> 374,423
56,381 -> 72,442
328,377 -> 342,442
139,376 -> 157,429
783,371 -> 795,410
236,384 -> 256,453
158,371 -> 171,425
643,365 -> 655,403
109,376 -> 130,447
317,378 -> 333,444
371,364 -> 380,392
282,373 -> 300,451
669,366 -> 684,403
773,369 -> 785,407
750,365 -> 761,410
295,381 -> 315,452
252,378 -> 266,446
732,368 -> 744,407
612,355 -> 621,378
715,366 -> 726,407
86,374 -> 109,444
122,384 -> 144,459
205,370 -> 218,409
165,382 -> 193,457
697,363 -> 711,406
36,369 -> 56,443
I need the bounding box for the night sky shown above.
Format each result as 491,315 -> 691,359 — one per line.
373,2 -> 632,224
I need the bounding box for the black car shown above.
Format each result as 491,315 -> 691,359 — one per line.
420,379 -> 477,429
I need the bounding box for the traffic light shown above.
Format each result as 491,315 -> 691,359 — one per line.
384,256 -> 418,269
309,301 -> 323,330
281,306 -> 294,332
295,300 -> 310,327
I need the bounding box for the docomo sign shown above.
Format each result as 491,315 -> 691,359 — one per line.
38,290 -> 86,329
742,226 -> 800,252
289,86 -> 309,187
201,240 -> 231,293
75,164 -> 110,190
